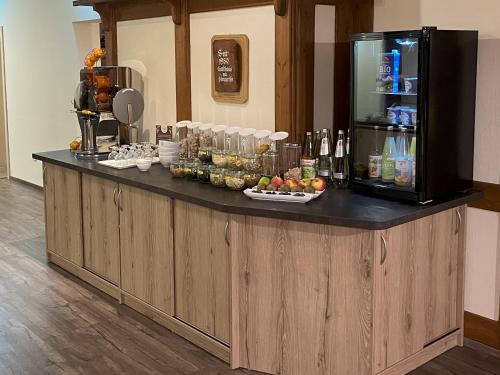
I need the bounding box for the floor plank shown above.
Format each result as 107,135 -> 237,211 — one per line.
0,178 -> 498,375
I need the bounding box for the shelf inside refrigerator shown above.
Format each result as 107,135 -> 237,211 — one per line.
351,178 -> 416,193
354,121 -> 417,132
370,91 -> 417,96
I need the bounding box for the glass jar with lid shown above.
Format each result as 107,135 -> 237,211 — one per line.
175,121 -> 190,159
283,143 -> 302,180
184,159 -> 199,180
212,125 -> 228,168
197,164 -> 213,183
271,131 -> 290,176
198,123 -> 213,164
170,161 -> 186,178
210,167 -> 226,188
187,122 -> 201,159
225,170 -> 246,191
199,123 -> 213,148
262,140 -> 279,178
239,128 -> 261,173
243,172 -> 262,188
225,126 -> 242,170
254,130 -> 272,155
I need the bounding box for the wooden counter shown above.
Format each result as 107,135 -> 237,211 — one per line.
34,151 -> 480,375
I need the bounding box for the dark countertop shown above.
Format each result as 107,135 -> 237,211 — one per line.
33,150 -> 482,230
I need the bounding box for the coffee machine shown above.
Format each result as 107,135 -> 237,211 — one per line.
73,66 -> 143,159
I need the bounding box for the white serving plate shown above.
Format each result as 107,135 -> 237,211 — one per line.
98,157 -> 160,170
243,188 -> 325,203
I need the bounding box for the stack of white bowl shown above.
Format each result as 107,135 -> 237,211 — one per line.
158,140 -> 180,167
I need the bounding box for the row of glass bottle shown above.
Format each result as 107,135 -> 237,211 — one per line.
173,121 -> 289,176
368,125 -> 416,188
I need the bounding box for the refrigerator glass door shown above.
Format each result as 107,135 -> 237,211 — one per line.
352,36 -> 419,193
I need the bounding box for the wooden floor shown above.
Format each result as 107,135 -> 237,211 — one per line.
0,178 -> 499,375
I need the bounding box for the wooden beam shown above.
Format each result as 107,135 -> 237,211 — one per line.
468,181 -> 500,212
93,3 -> 117,65
175,0 -> 192,121
188,0 -> 273,13
165,0 -> 182,25
274,0 -> 287,16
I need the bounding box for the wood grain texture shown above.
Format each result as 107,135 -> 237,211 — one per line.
188,0 -> 273,13
382,330 -> 461,375
469,180 -> 500,212
231,215 -> 373,374
82,174 -> 120,285
174,201 -> 230,344
456,206 -> 466,347
417,208 -> 459,344
43,163 -> 83,266
119,185 -> 174,315
373,221 -> 425,372
48,251 -> 121,300
175,0 -> 192,121
121,291 -> 231,363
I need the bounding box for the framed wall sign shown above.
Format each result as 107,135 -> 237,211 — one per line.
211,34 -> 249,104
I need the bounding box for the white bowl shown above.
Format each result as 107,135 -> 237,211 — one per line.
159,152 -> 179,157
159,140 -> 179,147
137,158 -> 152,172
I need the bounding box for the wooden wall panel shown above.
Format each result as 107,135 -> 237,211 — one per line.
175,0 -> 192,121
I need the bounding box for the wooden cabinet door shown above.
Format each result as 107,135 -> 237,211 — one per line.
43,163 -> 83,266
82,174 -> 120,285
174,201 -> 230,344
418,207 -> 462,344
373,220 -> 425,372
119,185 -> 174,315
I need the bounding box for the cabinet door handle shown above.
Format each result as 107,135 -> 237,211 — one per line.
224,220 -> 230,247
455,209 -> 462,235
380,234 -> 387,265
113,187 -> 118,207
117,188 -> 122,211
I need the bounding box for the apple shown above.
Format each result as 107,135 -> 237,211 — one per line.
285,179 -> 300,188
299,178 -> 312,189
311,177 -> 327,191
258,176 -> 270,186
271,176 -> 284,188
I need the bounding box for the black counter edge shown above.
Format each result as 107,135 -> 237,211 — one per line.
33,153 -> 483,230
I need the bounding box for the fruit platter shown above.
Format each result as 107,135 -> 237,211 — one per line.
244,176 -> 327,203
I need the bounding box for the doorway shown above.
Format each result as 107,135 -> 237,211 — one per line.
0,27 -> 8,178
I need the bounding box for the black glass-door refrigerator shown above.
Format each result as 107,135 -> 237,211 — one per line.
350,27 -> 478,203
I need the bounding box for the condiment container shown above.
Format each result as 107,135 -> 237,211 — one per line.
187,122 -> 201,159
199,123 -> 214,148
283,143 -> 302,180
262,141 -> 280,177
270,131 -> 289,176
239,128 -> 256,156
197,164 -> 213,184
225,170 -> 246,191
241,154 -> 262,173
225,126 -> 242,170
243,172 -> 261,188
210,168 -> 226,188
175,121 -> 190,159
212,125 -> 228,167
255,130 -> 272,155
184,159 -> 199,180
198,147 -> 213,164
170,161 -> 186,178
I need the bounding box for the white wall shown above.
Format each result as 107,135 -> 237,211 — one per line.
190,6 -> 275,130
375,0 -> 500,321
117,17 -> 177,143
0,0 -> 99,186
